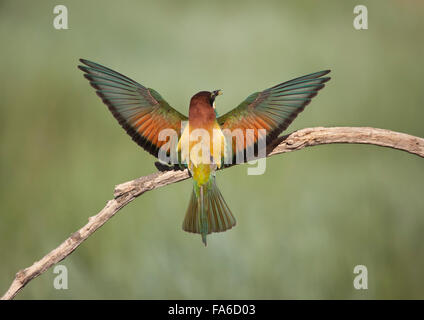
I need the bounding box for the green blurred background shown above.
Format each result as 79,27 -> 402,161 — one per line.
1,0 -> 423,299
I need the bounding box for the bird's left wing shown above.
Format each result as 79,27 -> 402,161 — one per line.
78,59 -> 188,159
217,70 -> 331,162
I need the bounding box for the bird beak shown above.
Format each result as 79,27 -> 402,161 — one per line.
212,90 -> 222,110
213,89 -> 223,97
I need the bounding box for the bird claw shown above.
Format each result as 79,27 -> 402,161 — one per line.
154,161 -> 188,173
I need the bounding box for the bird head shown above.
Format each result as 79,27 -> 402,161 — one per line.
189,90 -> 223,119
190,90 -> 222,108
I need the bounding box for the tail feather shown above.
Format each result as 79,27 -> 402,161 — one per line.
183,177 -> 236,245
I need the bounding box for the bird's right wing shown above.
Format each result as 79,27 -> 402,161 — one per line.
217,70 -> 331,162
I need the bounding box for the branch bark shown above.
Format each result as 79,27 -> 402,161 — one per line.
2,126 -> 423,299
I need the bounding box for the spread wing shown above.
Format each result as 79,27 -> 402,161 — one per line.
217,70 -> 331,162
78,59 -> 187,158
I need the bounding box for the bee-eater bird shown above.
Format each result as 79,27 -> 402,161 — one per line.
78,59 -> 330,245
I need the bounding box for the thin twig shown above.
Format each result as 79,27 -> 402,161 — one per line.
2,126 -> 423,299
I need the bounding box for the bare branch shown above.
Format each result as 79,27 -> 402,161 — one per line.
2,126 -> 423,299
267,127 -> 424,158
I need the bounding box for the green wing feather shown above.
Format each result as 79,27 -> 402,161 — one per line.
78,59 -> 188,158
218,70 -> 331,161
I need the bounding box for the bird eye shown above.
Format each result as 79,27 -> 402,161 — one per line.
210,90 -> 221,107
